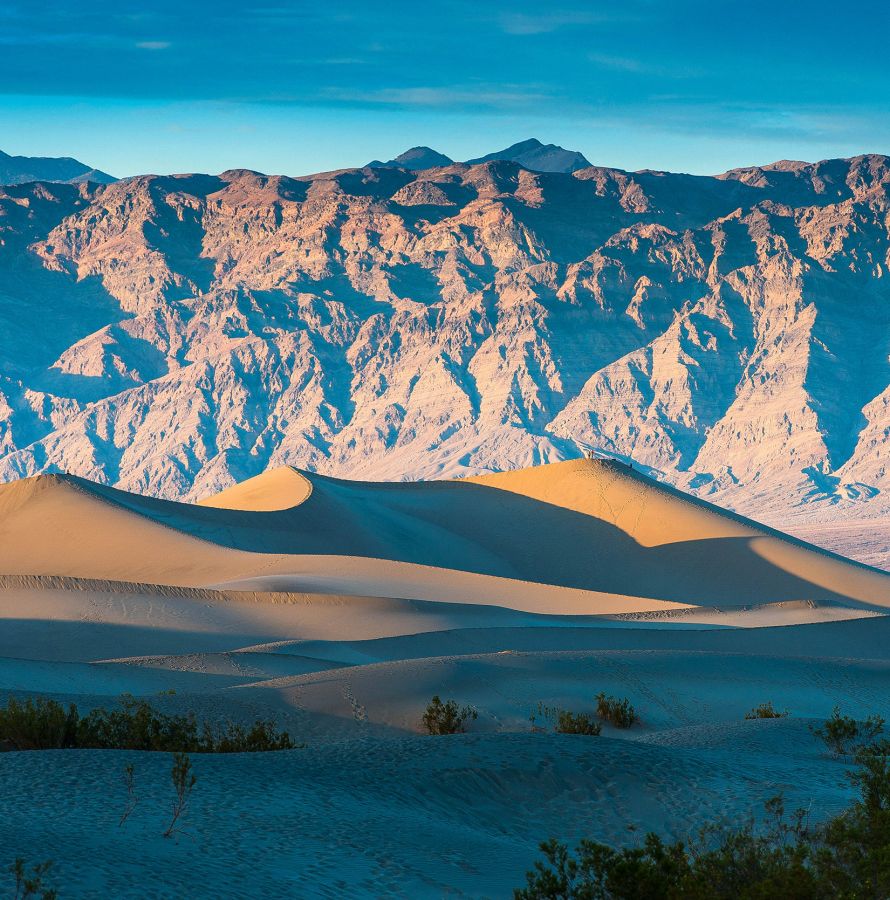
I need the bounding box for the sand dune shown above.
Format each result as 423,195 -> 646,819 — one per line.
1,460 -> 888,613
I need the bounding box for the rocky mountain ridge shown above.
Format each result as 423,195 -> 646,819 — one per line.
366,137 -> 590,173
0,152 -> 888,565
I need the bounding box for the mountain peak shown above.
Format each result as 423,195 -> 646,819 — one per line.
465,138 -> 590,173
367,146 -> 454,171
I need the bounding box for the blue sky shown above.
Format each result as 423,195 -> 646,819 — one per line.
1,0 -> 888,177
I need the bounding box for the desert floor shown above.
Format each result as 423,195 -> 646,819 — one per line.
2,459 -> 888,898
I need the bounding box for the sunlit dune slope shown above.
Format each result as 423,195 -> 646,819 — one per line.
199,466 -> 312,511
0,459 -> 888,612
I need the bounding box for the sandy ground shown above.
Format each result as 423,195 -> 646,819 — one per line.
1,460 -> 889,897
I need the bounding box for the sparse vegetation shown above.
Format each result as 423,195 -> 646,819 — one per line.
7,858 -> 57,900
531,703 -> 601,736
745,701 -> 789,720
0,695 -> 299,753
163,752 -> 196,839
555,710 -> 601,736
515,731 -> 890,898
811,705 -> 884,758
595,693 -> 638,728
422,696 -> 477,735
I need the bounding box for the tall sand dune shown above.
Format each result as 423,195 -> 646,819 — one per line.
1,460 -> 888,613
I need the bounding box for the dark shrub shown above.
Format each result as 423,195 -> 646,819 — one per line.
0,695 -> 299,753
422,696 -> 477,735
0,698 -> 78,750
595,693 -> 638,728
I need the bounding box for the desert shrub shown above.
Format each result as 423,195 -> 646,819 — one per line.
555,710 -> 601,736
515,826 -> 819,899
0,695 -> 299,753
207,719 -> 297,753
0,698 -> 78,750
814,738 -> 890,895
530,704 -> 601,736
745,701 -> 789,720
516,728 -> 890,898
7,858 -> 57,900
811,706 -> 884,758
422,696 -> 477,735
595,693 -> 638,728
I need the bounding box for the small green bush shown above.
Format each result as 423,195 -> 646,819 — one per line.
745,701 -> 789,720
811,706 -> 884,758
0,695 -> 299,753
422,696 -> 477,735
595,693 -> 638,728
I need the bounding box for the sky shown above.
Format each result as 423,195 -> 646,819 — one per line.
0,0 -> 888,178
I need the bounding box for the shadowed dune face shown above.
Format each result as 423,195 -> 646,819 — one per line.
0,459 -> 888,612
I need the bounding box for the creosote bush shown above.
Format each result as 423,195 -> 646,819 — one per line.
422,696 -> 477,735
744,701 -> 789,720
515,730 -> 890,899
595,693 -> 638,729
0,695 -> 299,753
811,705 -> 884,758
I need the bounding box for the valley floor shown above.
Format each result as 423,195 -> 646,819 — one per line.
1,584 -> 887,898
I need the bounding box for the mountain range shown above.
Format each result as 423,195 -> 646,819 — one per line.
0,148 -> 116,186
368,138 -> 591,173
0,148 -> 888,566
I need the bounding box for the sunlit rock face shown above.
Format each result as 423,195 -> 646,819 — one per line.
0,155 -> 888,564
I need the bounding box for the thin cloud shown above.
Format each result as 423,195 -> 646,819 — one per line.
588,53 -> 647,73
136,41 -> 171,50
322,85 -> 553,110
499,12 -> 605,34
